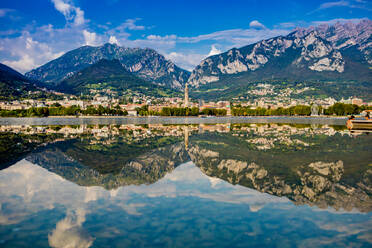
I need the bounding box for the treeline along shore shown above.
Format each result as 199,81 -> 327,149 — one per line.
231,103 -> 372,116
0,105 -> 227,117
0,103 -> 370,118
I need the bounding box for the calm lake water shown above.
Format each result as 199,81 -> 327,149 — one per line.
0,118 -> 371,247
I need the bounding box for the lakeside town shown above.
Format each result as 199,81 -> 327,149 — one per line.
0,84 -> 371,117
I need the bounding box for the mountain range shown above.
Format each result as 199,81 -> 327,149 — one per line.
188,19 -> 371,87
25,43 -> 190,90
0,20 -> 371,100
56,59 -> 177,97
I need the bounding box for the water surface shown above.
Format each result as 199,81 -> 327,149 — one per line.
0,121 -> 371,247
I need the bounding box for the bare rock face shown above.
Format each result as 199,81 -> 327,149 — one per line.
299,161 -> 344,201
218,159 -> 248,174
308,161 -> 344,181
188,74 -> 219,87
295,32 -> 345,72
188,20 -> 371,87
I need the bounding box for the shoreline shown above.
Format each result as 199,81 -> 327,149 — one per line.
0,115 -> 348,119
0,116 -> 348,126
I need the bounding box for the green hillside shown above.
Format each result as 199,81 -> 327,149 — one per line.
56,59 -> 180,97
0,63 -> 57,100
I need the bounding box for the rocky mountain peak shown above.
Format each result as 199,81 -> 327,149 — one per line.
293,19 -> 371,48
25,43 -> 190,90
188,19 -> 371,88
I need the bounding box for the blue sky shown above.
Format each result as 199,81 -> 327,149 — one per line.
0,0 -> 371,73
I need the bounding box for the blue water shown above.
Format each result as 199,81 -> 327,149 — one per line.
0,122 -> 370,248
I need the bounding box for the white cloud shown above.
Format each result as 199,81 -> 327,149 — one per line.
276,22 -> 298,29
122,18 -> 146,30
311,17 -> 369,26
177,27 -> 289,47
0,17 -> 152,73
123,37 -> 177,52
318,1 -> 350,10
50,0 -> 86,26
110,18 -> 146,34
310,0 -> 372,13
74,7 -> 85,26
0,1 -> 99,71
207,45 -> 222,56
109,35 -> 120,45
83,30 -> 100,46
51,0 -> 71,14
2,55 -> 36,73
165,52 -> 206,71
249,20 -> 266,29
147,34 -> 177,40
276,18 -> 369,31
1,35 -> 64,72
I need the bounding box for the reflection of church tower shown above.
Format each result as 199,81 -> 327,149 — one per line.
184,126 -> 189,149
184,83 -> 189,107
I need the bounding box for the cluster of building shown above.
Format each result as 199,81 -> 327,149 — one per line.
0,82 -> 369,116
236,96 -> 368,110
0,98 -> 85,110
233,83 -> 371,109
0,85 -> 233,116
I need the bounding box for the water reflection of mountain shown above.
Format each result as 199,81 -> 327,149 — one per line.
26,136 -> 189,190
0,123 -> 192,170
0,132 -> 65,170
2,124 -> 371,212
187,131 -> 372,212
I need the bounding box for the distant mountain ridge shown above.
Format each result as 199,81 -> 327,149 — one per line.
0,63 -> 43,100
188,19 -> 372,87
25,43 -> 190,90
0,63 -> 28,82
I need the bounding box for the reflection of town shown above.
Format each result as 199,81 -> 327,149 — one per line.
1,123 -> 371,212
0,122 -> 361,152
0,122 -> 360,161
0,122 -> 351,138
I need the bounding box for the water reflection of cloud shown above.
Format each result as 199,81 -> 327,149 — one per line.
48,209 -> 94,248
116,162 -> 289,211
1,159 -> 370,237
84,187 -> 104,203
165,161 -> 205,182
317,221 -> 372,245
1,158 -> 371,246
208,177 -> 223,188
0,159 -> 289,226
120,203 -> 146,216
